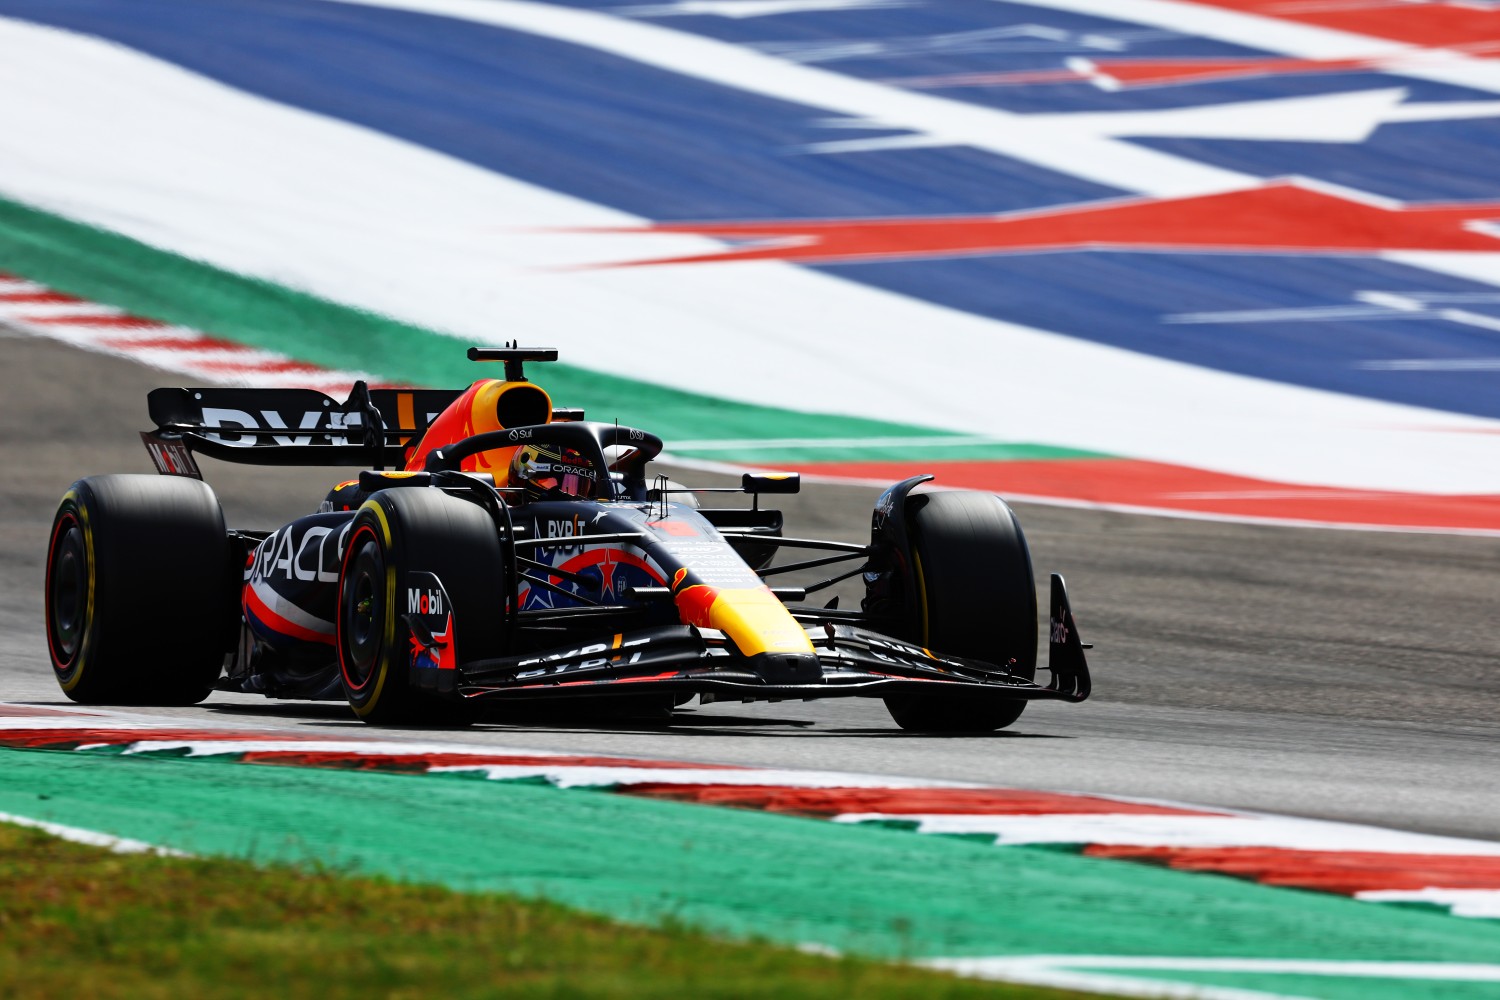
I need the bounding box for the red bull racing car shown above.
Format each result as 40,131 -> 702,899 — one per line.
44,347 -> 1091,731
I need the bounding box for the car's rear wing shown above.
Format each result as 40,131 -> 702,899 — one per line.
141,347 -> 580,478
142,382 -> 464,476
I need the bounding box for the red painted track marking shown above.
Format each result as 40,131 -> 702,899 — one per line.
0,728 -> 743,770
1082,55 -> 1372,88
0,290 -> 86,304
1087,845 -> 1500,894
793,458 -> 1500,532
600,183 -> 1500,268
0,705 -> 93,717
1189,0 -> 1500,49
618,784 -> 1226,817
0,728 -> 333,749
95,335 -> 247,351
20,314 -> 162,328
192,359 -> 326,374
3,711 -> 1496,913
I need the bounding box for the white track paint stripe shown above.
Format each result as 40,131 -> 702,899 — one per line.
924,957 -> 1309,1000
669,435 -> 1019,450
95,326 -> 212,345
426,764 -> 963,788
80,737 -> 974,787
927,955 -> 1500,998
247,374 -> 369,391
1358,889 -> 1500,918
2,301 -> 367,390
938,955 -> 1500,979
0,302 -> 123,319
94,738 -> 737,759
766,465 -> 1500,539
14,710 -> 1500,888
0,811 -> 191,857
7,325 -> 122,348
0,718 -> 237,732
127,349 -> 290,369
107,739 -> 609,757
834,812 -> 1500,855
6,18 -> 1500,494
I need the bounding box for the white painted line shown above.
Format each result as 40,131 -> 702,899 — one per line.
0,302 -> 123,320
1359,359 -> 1500,372
0,292 -> 366,391
92,325 -> 213,344
0,717 -> 213,731
0,811 -> 191,857
924,955 -> 1310,1000
248,372 -> 370,391
124,348 -> 291,371
0,278 -> 46,294
1357,888 -> 1500,919
934,954 -> 1500,979
667,434 -> 1021,450
1162,489 -> 1406,500
95,737 -> 724,758
427,764 -> 966,788
925,954 -> 1500,999
834,812 -> 1500,855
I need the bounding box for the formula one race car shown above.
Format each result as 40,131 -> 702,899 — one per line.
44,347 -> 1091,731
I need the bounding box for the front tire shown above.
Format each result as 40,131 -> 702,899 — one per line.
336,488 -> 504,724
882,490 -> 1037,733
45,475 -> 235,705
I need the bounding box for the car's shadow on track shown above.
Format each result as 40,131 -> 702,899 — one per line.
206,703 -> 357,723
200,703 -> 1070,738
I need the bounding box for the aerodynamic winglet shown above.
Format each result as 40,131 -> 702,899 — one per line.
1047,573 -> 1092,701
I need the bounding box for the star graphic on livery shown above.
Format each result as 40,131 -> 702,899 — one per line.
596,549 -> 619,601
575,182 -> 1500,269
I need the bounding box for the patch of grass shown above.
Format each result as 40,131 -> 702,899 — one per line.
0,824 -> 1088,999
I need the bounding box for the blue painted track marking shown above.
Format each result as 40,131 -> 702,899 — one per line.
5,0 -> 1500,417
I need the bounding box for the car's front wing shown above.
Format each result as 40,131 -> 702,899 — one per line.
456,575 -> 1090,704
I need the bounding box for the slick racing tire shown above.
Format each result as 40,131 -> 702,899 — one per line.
883,490 -> 1037,733
336,488 -> 504,725
45,475 -> 236,705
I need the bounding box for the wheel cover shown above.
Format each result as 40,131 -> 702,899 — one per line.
340,532 -> 385,692
46,514 -> 88,669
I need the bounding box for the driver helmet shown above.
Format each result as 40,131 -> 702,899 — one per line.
509,442 -> 599,499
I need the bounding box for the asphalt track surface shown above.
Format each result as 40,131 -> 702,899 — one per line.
4,333 -> 1500,842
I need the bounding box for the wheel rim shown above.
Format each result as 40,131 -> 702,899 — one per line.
340,532 -> 384,692
47,515 -> 87,667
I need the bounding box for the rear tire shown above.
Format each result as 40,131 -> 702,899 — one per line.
45,475 -> 235,705
882,490 -> 1036,733
336,488 -> 504,725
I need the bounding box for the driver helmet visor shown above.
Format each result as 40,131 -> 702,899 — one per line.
533,465 -> 596,498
